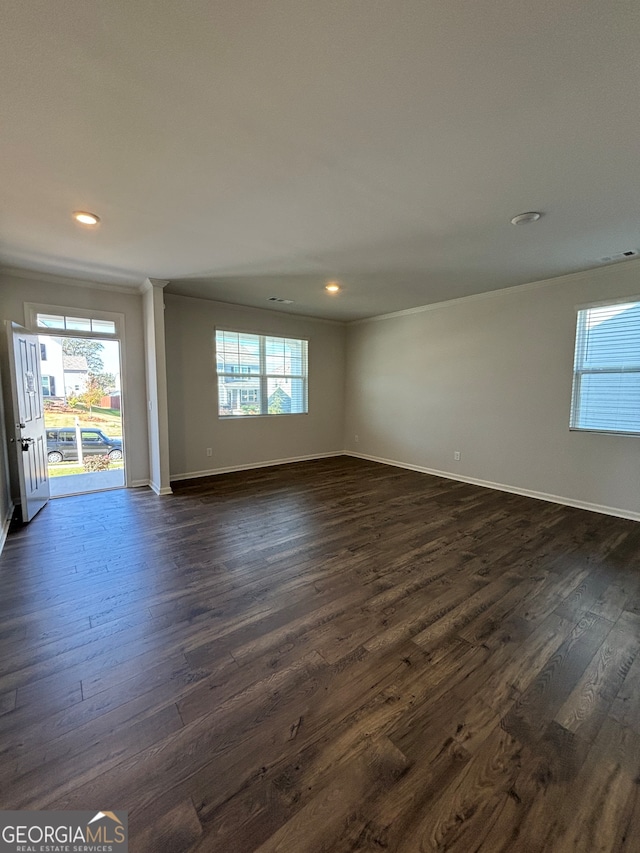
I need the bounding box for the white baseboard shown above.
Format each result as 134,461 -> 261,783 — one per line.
346,451 -> 640,523
149,481 -> 173,496
0,502 -> 15,557
130,479 -> 171,495
170,451 -> 344,482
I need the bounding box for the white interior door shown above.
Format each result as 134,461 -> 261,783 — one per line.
7,322 -> 50,522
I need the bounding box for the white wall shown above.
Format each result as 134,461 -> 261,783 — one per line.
142,280 -> 172,494
345,263 -> 640,520
165,294 -> 346,477
0,270 -> 150,490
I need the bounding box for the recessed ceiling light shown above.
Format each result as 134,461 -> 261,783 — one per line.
325,281 -> 341,293
72,211 -> 100,226
510,211 -> 542,225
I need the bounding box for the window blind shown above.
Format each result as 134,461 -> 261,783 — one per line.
216,330 -> 308,417
570,300 -> 640,434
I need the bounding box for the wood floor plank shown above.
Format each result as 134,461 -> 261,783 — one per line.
554,612 -> 640,742
0,689 -> 16,716
251,737 -> 410,853
400,725 -> 525,852
543,717 -> 640,853
501,612 -> 615,748
474,721 -> 591,853
411,572 -> 519,652
129,798 -> 203,853
48,650 -> 330,816
192,641 -> 486,848
0,652 -> 214,766
2,703 -> 184,810
188,640 -> 465,851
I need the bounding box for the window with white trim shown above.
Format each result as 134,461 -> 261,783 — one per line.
570,299 -> 640,435
41,375 -> 56,396
25,304 -> 123,340
36,313 -> 116,334
215,330 -> 308,417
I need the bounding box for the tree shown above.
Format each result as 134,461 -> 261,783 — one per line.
268,386 -> 290,414
79,375 -> 103,413
92,373 -> 116,394
62,338 -> 105,372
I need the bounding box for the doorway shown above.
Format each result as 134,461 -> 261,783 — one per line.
23,302 -> 129,498
41,334 -> 125,497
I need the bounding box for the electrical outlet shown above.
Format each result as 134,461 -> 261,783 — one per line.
206,448 -> 212,457
454,451 -> 461,461
354,434 -> 359,443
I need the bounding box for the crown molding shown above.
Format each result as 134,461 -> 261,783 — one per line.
0,265 -> 142,295
139,277 -> 170,293
163,290 -> 346,326
349,257 -> 640,325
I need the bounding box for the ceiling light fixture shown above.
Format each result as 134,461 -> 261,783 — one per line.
510,211 -> 542,225
325,281 -> 341,293
72,211 -> 100,226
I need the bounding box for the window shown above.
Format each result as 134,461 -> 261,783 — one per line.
216,330 -> 308,417
26,304 -> 124,342
41,375 -> 56,396
36,313 -> 116,334
570,299 -> 640,434
40,343 -> 47,360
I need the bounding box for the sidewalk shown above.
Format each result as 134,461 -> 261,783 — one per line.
49,468 -> 126,497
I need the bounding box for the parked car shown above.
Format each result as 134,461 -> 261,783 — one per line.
46,428 -> 123,463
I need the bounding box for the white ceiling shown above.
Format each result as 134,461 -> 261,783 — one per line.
2,1 -> 640,321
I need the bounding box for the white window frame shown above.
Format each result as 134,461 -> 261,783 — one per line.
25,303 -> 124,339
570,296 -> 640,436
215,328 -> 308,418
24,302 -> 130,483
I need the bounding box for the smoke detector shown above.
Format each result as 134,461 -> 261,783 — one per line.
267,297 -> 294,304
598,250 -> 638,263
510,212 -> 542,225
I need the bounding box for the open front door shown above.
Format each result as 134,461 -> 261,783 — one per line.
6,322 -> 50,522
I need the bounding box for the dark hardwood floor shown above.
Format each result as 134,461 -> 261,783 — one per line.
1,457 -> 640,851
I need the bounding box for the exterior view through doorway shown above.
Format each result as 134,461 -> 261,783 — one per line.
38,327 -> 125,497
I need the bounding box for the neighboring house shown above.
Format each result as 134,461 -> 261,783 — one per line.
38,336 -> 90,400
39,337 -> 65,399
62,355 -> 89,397
216,337 -> 295,415
216,341 -> 261,413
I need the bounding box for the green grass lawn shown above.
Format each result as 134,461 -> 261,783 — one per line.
48,461 -> 124,477
44,407 -> 122,436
